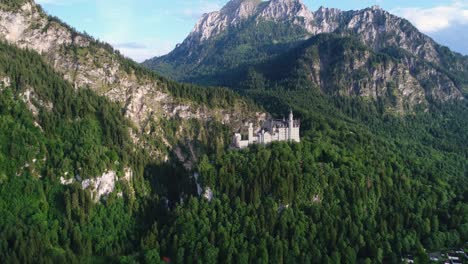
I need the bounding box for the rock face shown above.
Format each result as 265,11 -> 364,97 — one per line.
0,76 -> 10,89
144,0 -> 467,107
60,169 -> 133,201
261,35 -> 463,112
0,0 -> 264,166
258,0 -> 314,32
180,1 -> 454,66
184,0 -> 315,46
189,0 -> 261,43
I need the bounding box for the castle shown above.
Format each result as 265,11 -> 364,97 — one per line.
233,111 -> 300,148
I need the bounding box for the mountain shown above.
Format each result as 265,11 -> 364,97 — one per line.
241,34 -> 465,113
0,0 -> 265,261
0,0 -> 264,168
0,1 -> 467,263
143,0 -> 467,109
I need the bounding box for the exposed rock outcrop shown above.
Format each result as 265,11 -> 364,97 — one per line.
0,1 -> 264,167
144,0 -> 466,107
60,169 -> 133,201
181,0 -> 448,65
0,76 -> 10,88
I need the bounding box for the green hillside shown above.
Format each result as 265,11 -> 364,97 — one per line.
156,87 -> 468,262
143,20 -> 309,85
0,41 -> 242,263
0,0 -> 467,262
1,40 -> 466,263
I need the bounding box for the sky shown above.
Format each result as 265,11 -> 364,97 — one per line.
36,0 -> 468,62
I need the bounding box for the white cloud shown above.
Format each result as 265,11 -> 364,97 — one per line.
111,39 -> 175,63
392,1 -> 468,33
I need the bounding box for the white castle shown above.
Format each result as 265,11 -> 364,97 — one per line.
233,111 -> 300,148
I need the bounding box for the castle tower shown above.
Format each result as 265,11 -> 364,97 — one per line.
288,110 -> 294,141
248,123 -> 254,144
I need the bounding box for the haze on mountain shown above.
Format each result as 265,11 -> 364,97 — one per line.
0,0 -> 466,263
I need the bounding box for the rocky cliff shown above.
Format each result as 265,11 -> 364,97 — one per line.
253,34 -> 463,113
173,0 -> 466,69
0,0 -> 265,167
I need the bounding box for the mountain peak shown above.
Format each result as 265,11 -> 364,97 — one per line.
221,0 -> 261,19
186,0 -> 316,43
145,1 -> 467,105
185,0 -> 261,43
257,0 -> 319,33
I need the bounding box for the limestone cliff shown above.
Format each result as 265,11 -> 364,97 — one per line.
0,0 -> 265,167
144,0 -> 467,108
266,35 -> 462,113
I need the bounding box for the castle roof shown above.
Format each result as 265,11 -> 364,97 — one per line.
270,119 -> 289,128
263,119 -> 300,131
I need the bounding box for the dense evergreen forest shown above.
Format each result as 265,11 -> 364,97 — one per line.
0,34 -> 467,264
156,79 -> 467,263
0,39 -> 246,263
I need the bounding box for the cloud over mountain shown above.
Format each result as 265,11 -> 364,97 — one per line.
392,1 -> 468,33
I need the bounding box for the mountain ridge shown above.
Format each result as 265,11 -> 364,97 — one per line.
143,0 -> 468,107
0,0 -> 267,169
0,1 -> 467,262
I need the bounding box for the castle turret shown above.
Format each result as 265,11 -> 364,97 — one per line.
248,123 -> 254,144
288,110 -> 293,141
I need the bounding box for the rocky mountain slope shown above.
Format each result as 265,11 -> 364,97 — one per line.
0,0 -> 265,169
242,34 -> 464,113
143,0 -> 467,108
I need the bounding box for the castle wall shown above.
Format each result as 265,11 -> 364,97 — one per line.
277,128 -> 288,141
233,133 -> 250,148
234,112 -> 300,148
290,127 -> 300,142
238,140 -> 249,148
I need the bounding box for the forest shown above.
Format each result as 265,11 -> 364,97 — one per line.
0,35 -> 467,264
159,88 -> 468,263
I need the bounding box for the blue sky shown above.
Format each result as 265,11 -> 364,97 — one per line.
36,0 -> 468,62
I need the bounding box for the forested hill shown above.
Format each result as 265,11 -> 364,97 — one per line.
167,80 -> 468,262
0,0 -> 264,167
0,40 -> 149,262
0,0 -> 467,263
1,39 -> 467,263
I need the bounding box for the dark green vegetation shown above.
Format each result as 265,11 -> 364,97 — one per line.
3,38 -> 466,263
144,20 -> 310,86
1,2 -> 467,263
160,86 -> 468,263
0,41 -> 145,262
0,42 -> 235,263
